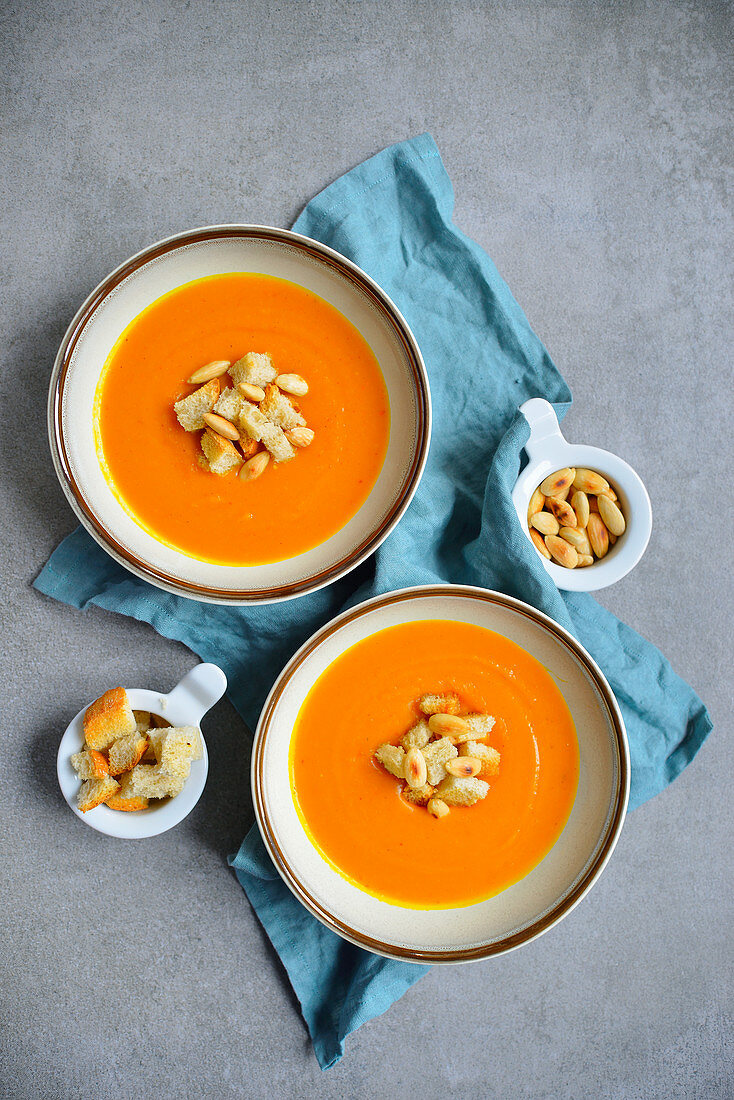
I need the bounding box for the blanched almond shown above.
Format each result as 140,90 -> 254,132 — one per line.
530,528 -> 551,559
239,451 -> 270,481
404,747 -> 428,789
285,426 -> 315,448
527,486 -> 545,521
540,468 -> 575,497
545,535 -> 579,568
530,511 -> 560,536
609,531 -> 617,545
237,382 -> 266,402
599,485 -> 618,502
559,526 -> 592,555
427,797 -> 450,819
428,714 -> 469,737
588,495 -> 600,513
187,359 -> 231,384
577,553 -> 594,567
597,494 -> 626,536
445,757 -> 481,778
202,412 -> 239,440
573,468 -> 609,494
275,373 -> 309,396
571,490 -> 589,528
587,512 -> 609,558
546,496 -> 577,527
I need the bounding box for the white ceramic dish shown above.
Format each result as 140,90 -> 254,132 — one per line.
48,225 -> 431,604
512,398 -> 652,591
252,585 -> 630,963
57,663 -> 226,838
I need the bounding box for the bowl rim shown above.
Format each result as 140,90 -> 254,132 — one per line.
47,223 -> 432,605
251,583 -> 630,963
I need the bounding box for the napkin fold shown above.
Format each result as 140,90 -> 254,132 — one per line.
35,133 -> 712,1069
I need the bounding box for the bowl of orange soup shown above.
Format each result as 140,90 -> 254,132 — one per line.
48,226 -> 430,602
252,585 -> 630,962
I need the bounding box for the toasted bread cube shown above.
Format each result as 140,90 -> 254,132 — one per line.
374,743 -> 405,779
418,692 -> 461,716
201,428 -> 243,475
126,764 -> 185,800
157,727 -> 200,778
83,687 -> 136,750
238,402 -> 271,442
213,387 -> 249,423
260,421 -> 296,463
174,379 -> 220,431
77,774 -> 120,812
401,719 -> 431,751
460,740 -> 500,778
436,775 -> 489,807
464,714 -> 496,739
230,352 -> 277,389
239,436 -> 261,460
422,736 -> 458,786
105,791 -> 149,811
133,710 -> 151,734
140,737 -> 157,763
70,748 -> 109,780
403,782 -> 434,806
108,734 -> 148,776
260,383 -> 306,431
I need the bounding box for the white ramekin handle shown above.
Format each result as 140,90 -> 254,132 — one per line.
165,663 -> 227,724
519,398 -> 566,462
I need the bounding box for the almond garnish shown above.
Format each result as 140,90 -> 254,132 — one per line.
285,426 -> 315,448
404,747 -> 428,789
573,468 -> 609,495
528,468 -> 625,569
540,467 -> 575,497
275,373 -> 309,396
428,713 -> 469,737
187,359 -> 231,384
577,553 -> 594,567
545,535 -> 578,568
530,511 -> 560,536
239,451 -> 270,481
237,382 -> 267,402
427,797 -> 450,819
202,412 -> 240,441
559,526 -> 592,555
527,486 -> 545,521
529,528 -> 551,559
571,490 -> 589,528
597,495 -> 626,536
546,496 -> 577,527
586,513 -> 609,558
445,757 -> 481,778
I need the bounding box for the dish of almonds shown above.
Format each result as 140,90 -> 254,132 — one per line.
528,467 -> 626,569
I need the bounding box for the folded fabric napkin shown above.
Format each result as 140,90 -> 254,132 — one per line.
35,133 -> 712,1069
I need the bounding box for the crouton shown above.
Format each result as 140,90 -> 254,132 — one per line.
83,687 -> 136,750
259,383 -> 306,431
403,783 -> 434,806
70,748 -> 109,780
460,740 -> 500,778
105,791 -> 149,811
239,436 -> 260,460
201,428 -> 243,475
133,710 -> 151,734
261,421 -> 296,463
213,387 -> 249,423
174,379 -> 220,431
77,774 -> 120,812
148,725 -> 202,766
141,738 -> 157,763
435,775 -> 490,807
401,719 -> 431,751
418,692 -> 461,716
108,734 -> 148,776
156,727 -> 200,779
374,743 -> 405,779
462,714 -> 496,740
238,403 -> 271,442
125,764 -> 185,801
230,352 -> 277,389
422,737 -> 458,786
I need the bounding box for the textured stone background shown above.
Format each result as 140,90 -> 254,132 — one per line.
1,1 -> 731,1097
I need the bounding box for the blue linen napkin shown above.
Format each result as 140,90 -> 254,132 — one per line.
35,133 -> 712,1069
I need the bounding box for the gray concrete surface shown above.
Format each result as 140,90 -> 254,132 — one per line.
1,1 -> 731,1097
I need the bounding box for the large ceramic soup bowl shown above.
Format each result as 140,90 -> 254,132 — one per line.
48,225 -> 430,604
253,585 -> 629,963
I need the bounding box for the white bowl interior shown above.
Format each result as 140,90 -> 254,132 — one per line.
57,686 -> 209,839
54,229 -> 428,602
255,588 -> 629,960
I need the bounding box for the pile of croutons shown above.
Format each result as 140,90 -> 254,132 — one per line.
374,692 -> 500,819
173,353 -> 314,480
71,687 -> 202,812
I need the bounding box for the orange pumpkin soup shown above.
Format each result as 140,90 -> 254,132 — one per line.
290,620 -> 579,909
95,274 -> 390,565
